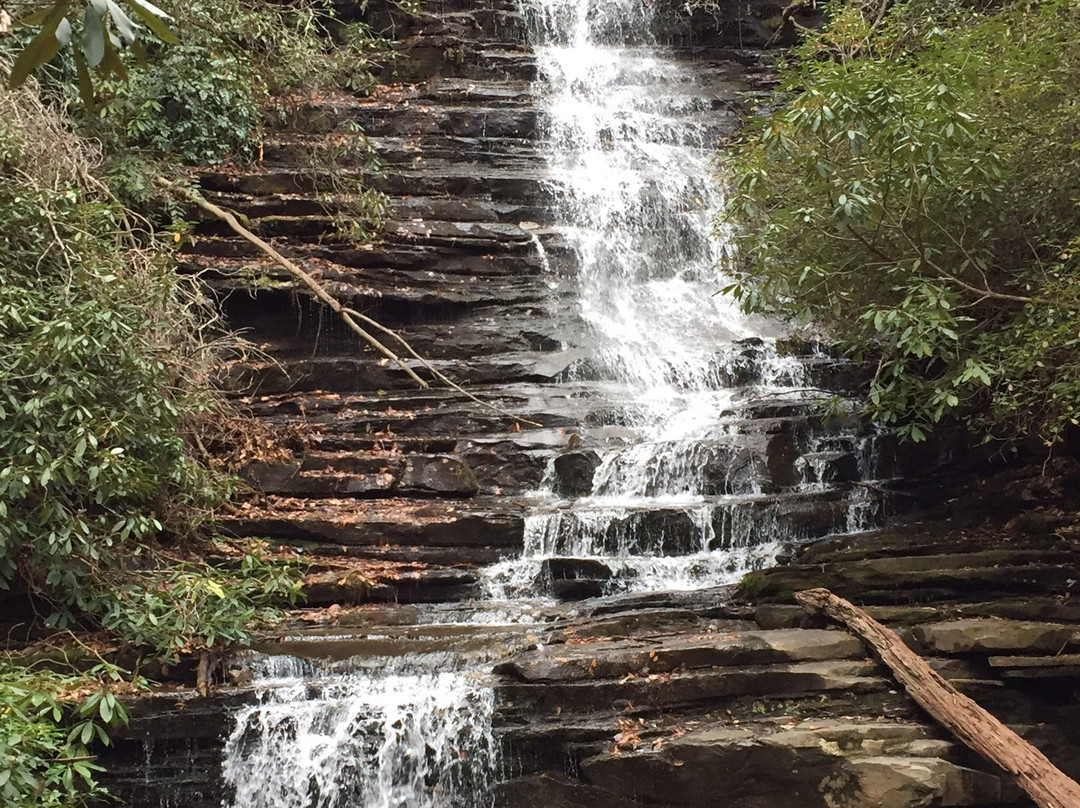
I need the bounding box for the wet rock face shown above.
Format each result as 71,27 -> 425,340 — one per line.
105,507 -> 1080,808
552,449 -> 600,496
486,495 -> 1080,808
191,0 -> 910,609
540,556 -> 613,599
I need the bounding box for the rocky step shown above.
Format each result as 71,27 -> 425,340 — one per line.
496,657 -> 886,716
377,162 -> 551,201
240,452 -> 481,498
190,214 -> 543,250
911,617 -> 1080,656
196,261 -> 558,312
247,619 -> 532,660
223,303 -> 568,362
241,435 -> 552,497
753,598 -> 1080,632
187,237 -> 562,281
219,495 -> 524,565
741,549 -> 1080,605
194,159 -> 549,206
199,191 -> 539,227
353,102 -> 543,140
224,356 -> 587,399
793,517 -> 1080,565
254,80 -> 540,140
231,383 -> 591,430
399,41 -> 539,82
230,383 -> 843,436
389,194 -> 540,224
524,489 -> 854,558
496,716 -> 1016,808
497,627 -> 866,682
299,562 -> 484,605
262,133 -> 543,170
407,8 -> 528,44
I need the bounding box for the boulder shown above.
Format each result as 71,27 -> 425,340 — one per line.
540,557 -> 613,600
552,450 -> 601,497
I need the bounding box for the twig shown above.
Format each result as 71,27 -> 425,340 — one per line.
342,306 -> 542,427
156,177 -> 542,428
156,177 -> 428,387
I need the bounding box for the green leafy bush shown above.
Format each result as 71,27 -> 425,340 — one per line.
173,0 -> 390,96
88,551 -> 304,663
0,662 -> 132,808
0,78 -> 304,657
95,42 -> 259,163
724,0 -> 1080,444
0,183 -> 224,597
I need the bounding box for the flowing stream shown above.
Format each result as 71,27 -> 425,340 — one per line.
219,1 -> 884,805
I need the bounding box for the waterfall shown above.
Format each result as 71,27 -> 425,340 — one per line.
217,4 -> 884,806
221,653 -> 497,808
482,0 -> 869,599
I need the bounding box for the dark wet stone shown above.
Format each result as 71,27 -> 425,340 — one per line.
494,773 -> 639,808
541,557 -> 613,601
401,455 -> 480,496
798,451 -> 860,486
766,431 -> 799,489
552,450 -> 601,497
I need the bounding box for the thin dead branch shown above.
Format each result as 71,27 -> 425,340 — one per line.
157,177 -> 542,428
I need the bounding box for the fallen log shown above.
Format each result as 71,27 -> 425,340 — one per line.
795,587 -> 1080,808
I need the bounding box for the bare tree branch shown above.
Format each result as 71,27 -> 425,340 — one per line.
157,177 -> 542,428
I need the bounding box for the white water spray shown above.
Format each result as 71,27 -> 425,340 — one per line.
222,655 -> 496,808
483,0 -> 850,597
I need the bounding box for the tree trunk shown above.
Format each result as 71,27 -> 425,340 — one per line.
795,587 -> 1080,808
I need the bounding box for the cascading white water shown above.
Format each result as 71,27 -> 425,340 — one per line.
483,0 -> 849,598
217,6 -> 884,807
221,654 -> 497,808
529,0 -> 761,393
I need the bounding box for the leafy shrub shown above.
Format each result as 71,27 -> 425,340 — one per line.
0,183 -> 223,595
0,76 -> 303,655
174,0 -> 389,96
0,661 -> 132,808
724,0 -> 1080,444
95,42 -> 259,163
88,551 -> 304,664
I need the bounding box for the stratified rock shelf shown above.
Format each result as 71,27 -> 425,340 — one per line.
96,0 -> 1080,806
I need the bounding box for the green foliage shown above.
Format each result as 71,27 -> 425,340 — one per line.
0,661 -> 133,808
173,0 -> 390,97
94,41 -> 259,162
972,250 -> 1080,442
0,182 -> 224,596
302,121 -> 390,243
87,550 -> 304,663
0,87 -> 305,660
6,0 -> 178,101
724,0 -> 1080,444
9,0 -> 411,165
